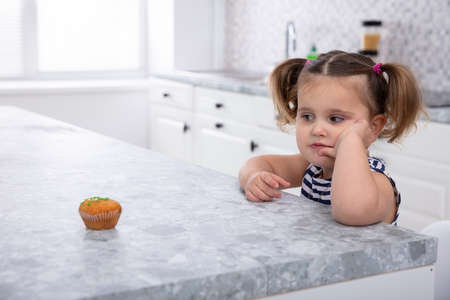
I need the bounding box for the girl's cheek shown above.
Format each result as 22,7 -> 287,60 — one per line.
332,127 -> 347,144
296,134 -> 306,151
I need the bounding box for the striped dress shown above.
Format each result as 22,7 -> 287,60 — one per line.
300,157 -> 401,225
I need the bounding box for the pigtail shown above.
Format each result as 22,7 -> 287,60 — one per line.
268,58 -> 308,129
380,63 -> 427,143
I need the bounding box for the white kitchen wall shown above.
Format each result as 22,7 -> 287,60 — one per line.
147,0 -> 174,72
147,0 -> 224,73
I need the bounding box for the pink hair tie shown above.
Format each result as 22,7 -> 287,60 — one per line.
305,59 -> 312,66
372,63 -> 383,75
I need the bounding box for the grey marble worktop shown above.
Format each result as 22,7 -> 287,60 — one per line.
152,70 -> 450,124
152,70 -> 269,97
0,106 -> 437,300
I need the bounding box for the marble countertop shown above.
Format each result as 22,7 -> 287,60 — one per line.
152,70 -> 450,124
0,106 -> 437,300
152,70 -> 269,97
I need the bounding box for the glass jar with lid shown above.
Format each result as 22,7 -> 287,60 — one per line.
359,20 -> 382,57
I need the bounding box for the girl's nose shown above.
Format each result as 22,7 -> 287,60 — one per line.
311,121 -> 327,136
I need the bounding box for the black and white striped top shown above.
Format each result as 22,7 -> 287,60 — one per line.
300,157 -> 401,225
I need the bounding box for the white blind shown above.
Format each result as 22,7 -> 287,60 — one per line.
0,1 -> 24,77
37,0 -> 142,72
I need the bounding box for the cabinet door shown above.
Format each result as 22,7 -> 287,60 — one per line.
370,121 -> 450,231
150,105 -> 192,162
193,114 -> 252,177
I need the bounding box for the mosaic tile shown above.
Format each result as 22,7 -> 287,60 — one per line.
224,0 -> 450,92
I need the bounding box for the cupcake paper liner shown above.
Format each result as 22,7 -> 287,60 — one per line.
79,209 -> 121,230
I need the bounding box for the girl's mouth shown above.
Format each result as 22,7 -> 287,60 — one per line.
311,143 -> 331,150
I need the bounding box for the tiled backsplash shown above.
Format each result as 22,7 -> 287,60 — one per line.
224,0 -> 450,93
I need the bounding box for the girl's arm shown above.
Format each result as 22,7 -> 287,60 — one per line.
323,122 -> 397,225
331,134 -> 396,225
238,154 -> 309,202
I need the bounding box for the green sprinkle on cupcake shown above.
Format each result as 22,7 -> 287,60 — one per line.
84,196 -> 110,202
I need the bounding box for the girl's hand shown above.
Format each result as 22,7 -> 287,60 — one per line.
338,119 -> 374,148
318,120 -> 373,158
245,171 -> 291,202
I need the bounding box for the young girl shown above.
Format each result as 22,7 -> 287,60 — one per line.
238,50 -> 426,226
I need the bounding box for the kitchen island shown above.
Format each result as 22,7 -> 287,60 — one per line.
0,106 -> 437,300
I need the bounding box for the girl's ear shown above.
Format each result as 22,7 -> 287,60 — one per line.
370,114 -> 387,137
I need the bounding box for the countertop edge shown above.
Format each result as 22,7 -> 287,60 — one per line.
151,72 -> 270,97
80,236 -> 437,300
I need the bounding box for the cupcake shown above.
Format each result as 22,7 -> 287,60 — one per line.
79,197 -> 122,230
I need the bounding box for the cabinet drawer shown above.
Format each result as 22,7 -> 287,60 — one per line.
251,126 -> 298,155
192,114 -> 298,176
195,87 -> 281,130
149,78 -> 193,110
193,114 -> 253,177
195,87 -> 257,123
193,114 -> 254,144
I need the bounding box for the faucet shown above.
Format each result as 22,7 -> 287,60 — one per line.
286,21 -> 296,59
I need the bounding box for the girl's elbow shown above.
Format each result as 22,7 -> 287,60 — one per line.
331,191 -> 382,226
331,203 -> 381,226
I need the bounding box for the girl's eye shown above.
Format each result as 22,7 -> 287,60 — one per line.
330,116 -> 344,122
301,114 -> 313,121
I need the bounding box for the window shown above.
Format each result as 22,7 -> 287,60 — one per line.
0,0 -> 148,79
0,1 -> 24,77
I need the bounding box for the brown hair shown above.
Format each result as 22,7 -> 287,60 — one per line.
269,50 -> 427,143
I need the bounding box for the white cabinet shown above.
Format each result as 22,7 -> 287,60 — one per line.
193,87 -> 298,177
148,78 -> 194,161
148,79 -> 298,174
148,78 -> 299,196
371,121 -> 450,231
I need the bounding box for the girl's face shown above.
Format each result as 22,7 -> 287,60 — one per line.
296,75 -> 373,175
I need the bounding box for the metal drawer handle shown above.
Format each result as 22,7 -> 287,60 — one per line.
215,123 -> 224,129
183,122 -> 190,133
250,140 -> 259,152
215,103 -> 224,109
